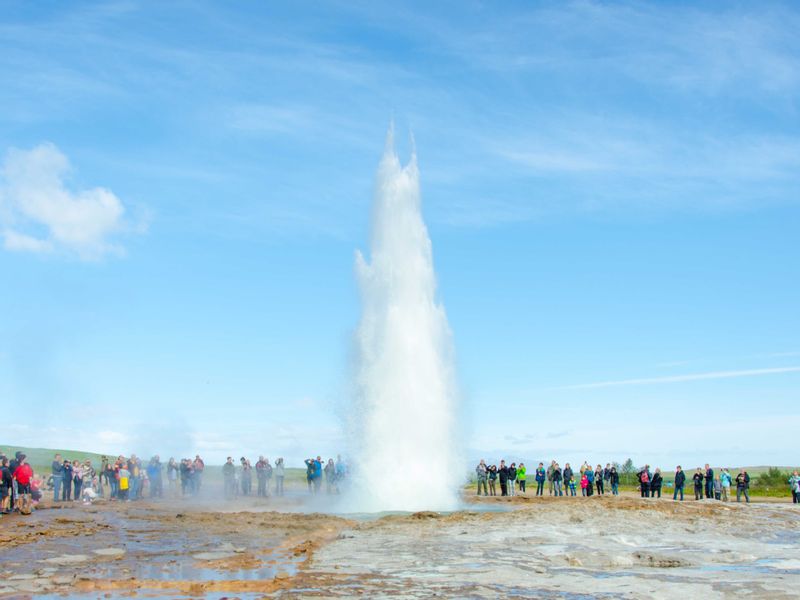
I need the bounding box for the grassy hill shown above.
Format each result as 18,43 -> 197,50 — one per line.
0,444 -> 106,474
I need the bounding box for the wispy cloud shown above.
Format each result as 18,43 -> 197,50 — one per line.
555,366 -> 800,390
0,143 -> 144,259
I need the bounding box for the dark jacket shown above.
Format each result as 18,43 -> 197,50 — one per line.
563,467 -> 573,483
693,472 -> 704,487
610,470 -> 619,485
651,473 -> 663,489
735,472 -> 750,489
508,467 -> 517,481
498,466 -> 509,484
552,468 -> 562,482
0,466 -> 12,490
705,468 -> 714,483
488,466 -> 497,481
675,471 -> 686,487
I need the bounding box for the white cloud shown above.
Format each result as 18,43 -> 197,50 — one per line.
0,142 -> 138,259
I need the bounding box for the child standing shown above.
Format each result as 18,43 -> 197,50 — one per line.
118,466 -> 130,501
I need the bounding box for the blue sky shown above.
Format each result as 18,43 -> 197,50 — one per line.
1,1 -> 798,468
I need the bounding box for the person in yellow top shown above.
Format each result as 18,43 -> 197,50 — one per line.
118,466 -> 131,501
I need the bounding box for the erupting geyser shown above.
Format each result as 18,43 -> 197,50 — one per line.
350,127 -> 461,512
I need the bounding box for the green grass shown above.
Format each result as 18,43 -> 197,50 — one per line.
0,444 -> 106,475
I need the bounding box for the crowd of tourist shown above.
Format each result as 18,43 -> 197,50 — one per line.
2,447 -> 799,517
0,452 -> 39,514
0,449 -> 352,516
475,459 -> 788,504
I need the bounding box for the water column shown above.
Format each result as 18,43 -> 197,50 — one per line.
351,128 -> 461,512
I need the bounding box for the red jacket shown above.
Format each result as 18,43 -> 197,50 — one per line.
14,463 -> 33,485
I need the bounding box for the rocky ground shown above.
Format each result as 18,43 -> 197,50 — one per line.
0,493 -> 798,598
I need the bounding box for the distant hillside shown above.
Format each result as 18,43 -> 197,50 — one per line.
0,445 -> 107,473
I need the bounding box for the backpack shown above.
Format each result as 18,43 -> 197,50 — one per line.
641,471 -> 649,483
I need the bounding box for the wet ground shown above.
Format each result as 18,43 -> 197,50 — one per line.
1,492 -> 798,598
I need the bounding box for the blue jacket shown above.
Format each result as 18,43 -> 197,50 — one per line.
535,468 -> 546,482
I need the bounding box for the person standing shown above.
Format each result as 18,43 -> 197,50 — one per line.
609,466 -> 620,496
650,468 -> 663,498
128,456 -> 141,500
507,463 -> 517,497
498,460 -> 509,497
637,466 -> 650,498
535,463 -> 546,496
222,457 -> 236,500
475,460 -> 488,496
487,464 -> 497,496
147,457 -> 163,498
563,463 -> 574,496
693,468 -> 704,500
13,457 -> 34,514
595,465 -> 604,496
240,458 -> 252,496
274,458 -> 285,496
118,463 -> 130,501
99,455 -> 109,497
193,455 -> 205,493
179,459 -> 191,496
72,460 -> 83,502
673,466 -> 685,501
547,461 -> 555,496
62,460 -> 73,501
335,455 -> 347,489
0,457 -> 12,514
552,463 -> 563,496
735,469 -> 750,503
107,460 -> 119,499
51,454 -> 64,503
721,468 -> 732,502
789,470 -> 800,504
704,464 -> 714,500
305,458 -> 315,493
166,458 -> 178,497
324,459 -> 336,494
313,456 -> 323,493
517,463 -> 527,494
585,465 -> 595,497
580,472 -> 589,496
713,474 -> 722,500
256,456 -> 269,497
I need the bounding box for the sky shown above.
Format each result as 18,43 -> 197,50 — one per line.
1,1 -> 798,469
